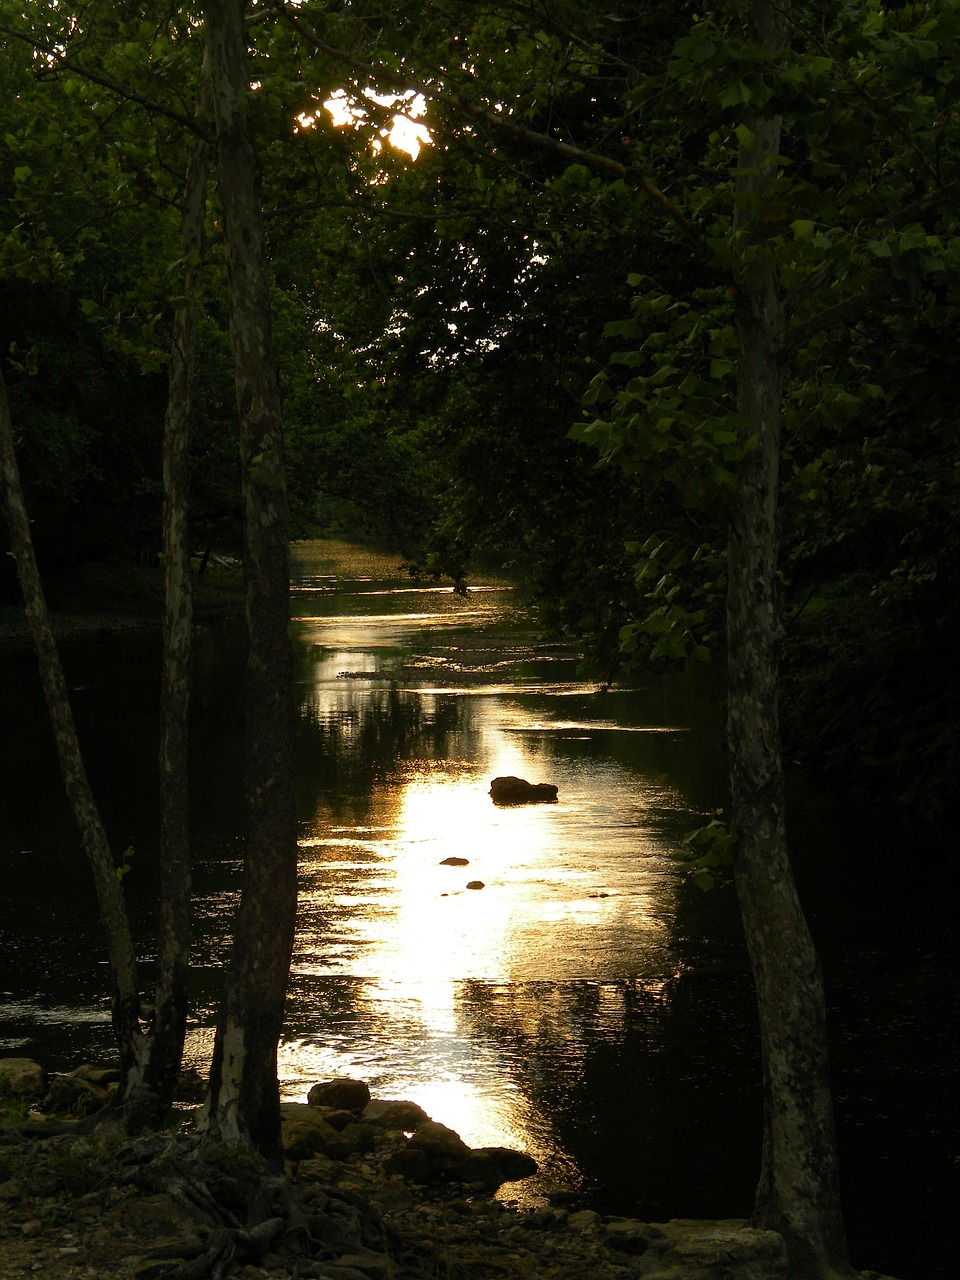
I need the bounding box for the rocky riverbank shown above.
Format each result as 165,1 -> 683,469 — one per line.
0,1060 -> 901,1280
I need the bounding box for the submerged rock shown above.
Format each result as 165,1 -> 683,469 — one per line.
489,775 -> 559,805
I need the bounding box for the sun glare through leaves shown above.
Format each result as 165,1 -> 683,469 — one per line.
301,88 -> 431,160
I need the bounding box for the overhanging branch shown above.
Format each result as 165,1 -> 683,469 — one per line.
267,0 -> 702,246
0,21 -> 212,142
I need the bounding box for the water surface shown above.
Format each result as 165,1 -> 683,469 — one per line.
0,539 -> 955,1279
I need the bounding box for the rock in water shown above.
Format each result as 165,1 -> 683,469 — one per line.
489,775 -> 559,805
307,1077 -> 371,1112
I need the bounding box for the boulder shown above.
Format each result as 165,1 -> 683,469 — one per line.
640,1221 -> 788,1280
279,1102 -> 343,1160
307,1077 -> 371,1112
42,1069 -> 112,1116
408,1120 -> 471,1162
362,1098 -> 430,1130
312,1107 -> 356,1132
456,1145 -> 538,1190
70,1063 -> 120,1088
567,1209 -> 603,1232
384,1145 -> 432,1183
489,776 -> 558,805
0,1058 -> 46,1101
338,1121 -> 377,1156
400,1123 -> 538,1191
603,1218 -> 653,1255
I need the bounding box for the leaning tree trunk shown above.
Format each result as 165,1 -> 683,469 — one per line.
121,83 -> 214,1132
198,0 -> 298,1166
0,370 -> 143,1071
727,3 -> 856,1277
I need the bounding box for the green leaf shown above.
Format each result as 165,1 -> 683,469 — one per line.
721,80 -> 753,108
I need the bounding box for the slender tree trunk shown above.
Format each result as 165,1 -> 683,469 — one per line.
3,103 -> 212,1124
0,371 -> 142,1071
198,0 -> 298,1166
121,80 -> 214,1132
727,3 -> 856,1277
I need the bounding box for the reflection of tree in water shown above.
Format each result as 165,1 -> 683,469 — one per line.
296,686 -> 480,824
456,968 -> 760,1218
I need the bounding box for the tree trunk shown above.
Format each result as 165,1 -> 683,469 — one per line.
0,371 -> 143,1071
198,0 -> 298,1167
727,3 -> 856,1277
121,81 -> 213,1132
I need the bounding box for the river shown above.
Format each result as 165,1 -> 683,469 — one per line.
0,539 -> 956,1279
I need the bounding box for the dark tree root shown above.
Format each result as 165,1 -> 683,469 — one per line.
115,1136 -> 351,1279
2,1112 -> 102,1142
138,1217 -> 286,1280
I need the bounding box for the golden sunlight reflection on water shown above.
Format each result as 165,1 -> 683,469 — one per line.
267,542 -> 715,1196
280,761 -> 685,1186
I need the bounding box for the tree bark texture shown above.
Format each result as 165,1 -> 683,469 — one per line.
0,370 -> 143,1073
122,82 -> 214,1132
199,0 -> 298,1166
727,3 -> 856,1277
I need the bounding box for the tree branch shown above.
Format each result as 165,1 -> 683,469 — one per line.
784,185 -> 956,346
786,287 -> 885,351
267,0 -> 702,246
0,21 -> 212,142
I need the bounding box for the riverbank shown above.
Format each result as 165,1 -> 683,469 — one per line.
0,559 -> 244,646
0,1064 -> 900,1280
1,538 -> 943,1280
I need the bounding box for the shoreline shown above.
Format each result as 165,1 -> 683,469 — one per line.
0,556 -> 245,648
0,1063 -> 903,1280
0,594 -> 243,648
